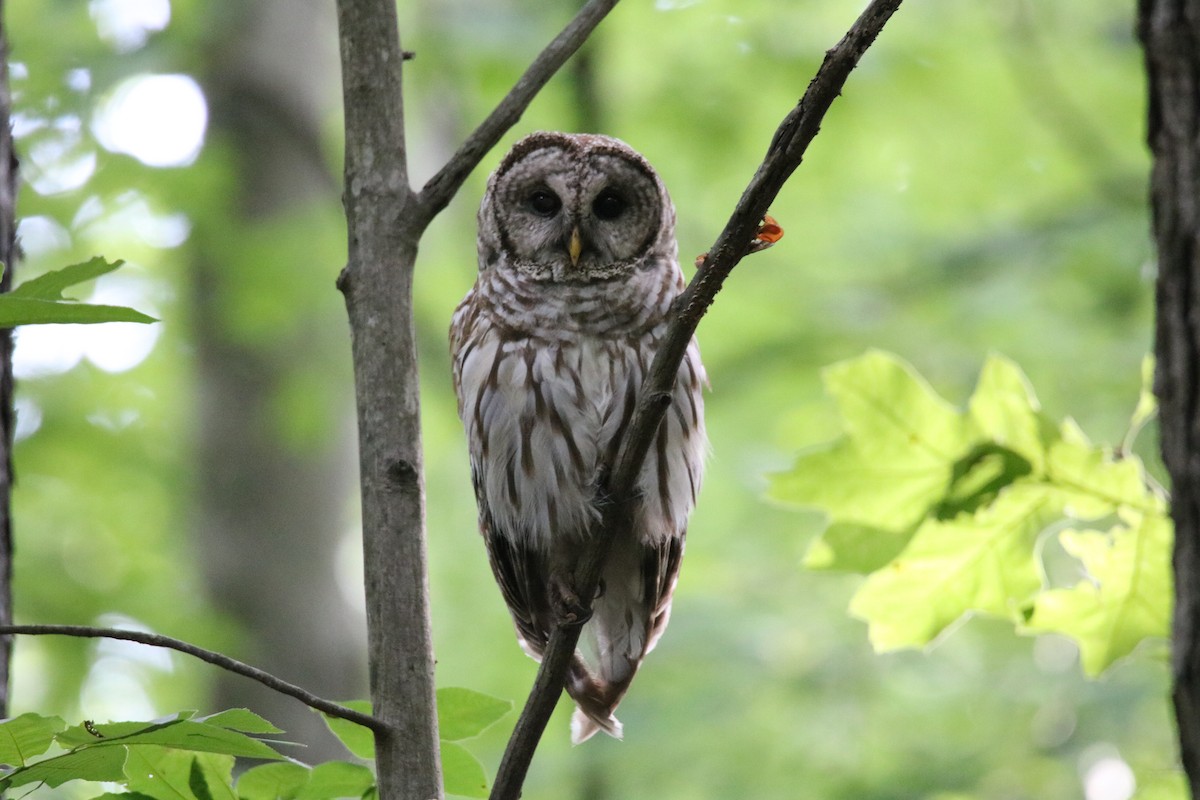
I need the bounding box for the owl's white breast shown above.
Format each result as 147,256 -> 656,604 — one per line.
450,268 -> 707,552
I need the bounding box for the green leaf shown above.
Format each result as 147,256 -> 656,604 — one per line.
0,257 -> 157,327
966,354 -> 1057,472
296,761 -> 375,800
441,741 -> 487,799
9,257 -> 125,300
934,442 -> 1033,519
802,521 -> 915,573
89,793 -> 160,800
850,483 -> 1059,650
125,746 -> 207,800
823,350 -> 969,464
0,295 -> 157,327
0,712 -> 66,766
189,752 -> 239,800
436,688 -> 512,742
236,762 -> 312,800
120,722 -> 285,760
1046,438 -> 1163,519
1129,354 -> 1158,436
58,714 -> 196,749
769,351 -> 971,532
59,716 -> 285,761
1026,513 -> 1172,675
0,742 -> 128,789
321,702 -> 375,760
769,439 -> 951,530
197,709 -> 284,735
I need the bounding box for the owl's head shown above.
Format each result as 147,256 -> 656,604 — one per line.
479,132 -> 675,282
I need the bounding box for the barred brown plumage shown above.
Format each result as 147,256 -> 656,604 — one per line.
449,132 -> 707,744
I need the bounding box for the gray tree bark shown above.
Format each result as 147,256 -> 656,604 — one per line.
1140,0 -> 1200,795
191,0 -> 363,757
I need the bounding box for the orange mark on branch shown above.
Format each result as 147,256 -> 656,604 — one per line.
756,215 -> 784,244
694,214 -> 785,268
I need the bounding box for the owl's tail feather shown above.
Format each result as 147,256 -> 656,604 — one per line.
566,657 -> 636,745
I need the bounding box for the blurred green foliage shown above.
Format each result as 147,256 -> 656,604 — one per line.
5,0 -> 1168,799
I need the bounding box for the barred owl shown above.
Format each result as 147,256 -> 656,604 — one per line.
449,132 -> 706,743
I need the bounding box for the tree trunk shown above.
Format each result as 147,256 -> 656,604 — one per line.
1140,0 -> 1200,794
0,0 -> 18,717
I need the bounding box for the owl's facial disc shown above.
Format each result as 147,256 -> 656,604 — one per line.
494,143 -> 663,281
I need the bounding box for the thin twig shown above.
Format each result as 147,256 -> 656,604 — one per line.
487,1 -> 905,797
415,0 -> 620,223
0,624 -> 387,733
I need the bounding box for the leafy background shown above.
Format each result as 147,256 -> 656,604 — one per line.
6,0 -> 1166,798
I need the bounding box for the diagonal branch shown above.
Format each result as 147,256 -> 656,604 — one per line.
0,624 -> 387,732
415,0 -> 620,223
487,1 -> 905,797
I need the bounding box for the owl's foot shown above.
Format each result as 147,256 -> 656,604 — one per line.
550,576 -> 593,628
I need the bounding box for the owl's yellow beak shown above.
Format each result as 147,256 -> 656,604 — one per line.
568,227 -> 583,267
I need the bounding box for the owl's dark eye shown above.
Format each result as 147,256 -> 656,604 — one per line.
592,189 -> 626,221
527,189 -> 562,217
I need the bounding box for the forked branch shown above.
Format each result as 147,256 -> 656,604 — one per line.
488,1 -> 906,797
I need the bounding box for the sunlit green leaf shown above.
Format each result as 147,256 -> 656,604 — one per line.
966,354 -> 1058,472
850,483 -> 1059,650
1046,438 -> 1164,519
823,350 -> 969,464
769,439 -> 950,530
321,702 -> 375,760
440,741 -> 487,799
0,712 -> 66,766
934,442 -> 1034,519
1026,514 -> 1172,675
436,688 -> 513,742
802,521 -> 915,573
1130,354 -> 1158,435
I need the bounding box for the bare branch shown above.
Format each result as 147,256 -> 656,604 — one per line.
0,624 -> 386,732
488,1 -> 905,796
416,0 -> 620,222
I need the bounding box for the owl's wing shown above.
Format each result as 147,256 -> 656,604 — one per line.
481,515 -> 553,658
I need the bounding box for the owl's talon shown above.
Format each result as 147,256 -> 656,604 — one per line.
550,577 -> 593,627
